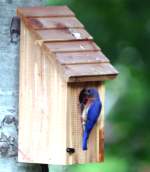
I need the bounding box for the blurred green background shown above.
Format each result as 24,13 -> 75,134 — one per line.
46,0 -> 150,171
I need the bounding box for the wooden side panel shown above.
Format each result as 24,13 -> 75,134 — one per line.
66,82 -> 105,164
18,22 -> 33,162
18,23 -> 68,164
98,84 -> 105,162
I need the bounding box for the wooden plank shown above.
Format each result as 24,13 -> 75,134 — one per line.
99,129 -> 104,161
17,6 -> 74,18
23,17 -> 84,30
36,28 -> 93,42
44,53 -> 68,165
55,51 -> 109,65
18,21 -> 27,161
68,75 -> 117,83
63,63 -> 119,82
44,41 -> 100,53
18,22 -> 39,162
18,23 -> 68,165
66,82 -> 105,164
97,83 -> 105,162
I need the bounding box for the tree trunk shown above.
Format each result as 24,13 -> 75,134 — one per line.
0,0 -> 43,171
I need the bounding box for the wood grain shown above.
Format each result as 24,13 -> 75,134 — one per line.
23,17 -> 84,30
17,6 -> 74,18
55,51 -> 109,65
45,40 -> 100,53
36,28 -> 93,42
63,63 -> 118,82
18,23 -> 68,165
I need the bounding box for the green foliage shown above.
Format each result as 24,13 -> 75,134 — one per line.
49,156 -> 128,172
47,0 -> 150,171
69,157 -> 128,172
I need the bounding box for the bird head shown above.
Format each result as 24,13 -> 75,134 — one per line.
79,88 -> 100,112
86,88 -> 100,100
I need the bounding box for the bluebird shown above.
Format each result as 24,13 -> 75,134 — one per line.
79,88 -> 102,151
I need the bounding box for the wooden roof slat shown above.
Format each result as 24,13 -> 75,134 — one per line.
17,6 -> 74,18
36,28 -> 93,42
55,51 -> 109,65
44,41 -> 100,53
63,63 -> 118,79
23,17 -> 84,30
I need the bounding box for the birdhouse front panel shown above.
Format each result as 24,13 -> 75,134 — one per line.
17,6 -> 118,165
66,82 -> 105,164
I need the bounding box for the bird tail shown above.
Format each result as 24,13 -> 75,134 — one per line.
82,131 -> 89,150
82,128 -> 93,151
82,120 -> 95,151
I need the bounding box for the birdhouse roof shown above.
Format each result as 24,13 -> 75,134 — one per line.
17,6 -> 118,82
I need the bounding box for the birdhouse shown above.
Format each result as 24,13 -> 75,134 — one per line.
17,6 -> 118,165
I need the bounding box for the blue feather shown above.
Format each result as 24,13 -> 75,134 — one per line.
82,88 -> 102,150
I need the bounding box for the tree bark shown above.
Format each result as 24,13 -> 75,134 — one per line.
0,0 -> 43,171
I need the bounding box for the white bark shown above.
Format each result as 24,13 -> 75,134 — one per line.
0,0 -> 43,171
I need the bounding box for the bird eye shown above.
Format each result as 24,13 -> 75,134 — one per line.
87,90 -> 91,94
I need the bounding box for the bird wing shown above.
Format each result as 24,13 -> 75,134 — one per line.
86,99 -> 102,128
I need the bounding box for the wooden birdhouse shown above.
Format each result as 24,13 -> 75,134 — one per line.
17,6 -> 118,165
